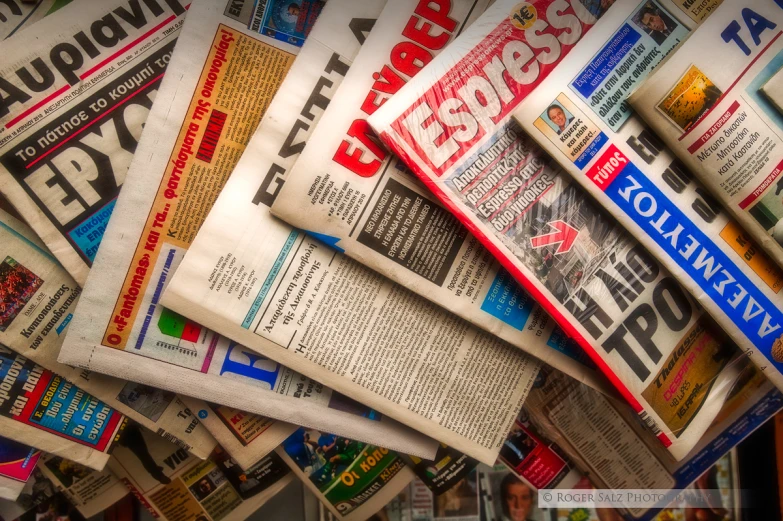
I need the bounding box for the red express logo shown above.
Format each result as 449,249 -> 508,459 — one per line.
389,0 -> 599,176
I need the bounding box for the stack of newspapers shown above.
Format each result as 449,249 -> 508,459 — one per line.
0,0 -> 779,519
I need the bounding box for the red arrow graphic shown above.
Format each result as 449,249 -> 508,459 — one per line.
529,220 -> 579,254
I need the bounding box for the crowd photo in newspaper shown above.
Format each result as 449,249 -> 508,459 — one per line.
0,0 -> 781,520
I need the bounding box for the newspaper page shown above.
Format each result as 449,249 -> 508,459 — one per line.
56,0 -> 437,459
366,0 -> 745,460
109,422 -> 293,521
181,396 -> 298,471
36,453 -> 129,518
525,364 -> 781,520
160,0 -> 540,469
0,208 -> 219,459
265,0 -> 609,394
0,0 -> 189,286
511,2 -> 783,402
0,438 -> 39,501
277,428 -> 414,521
629,1 -> 783,272
0,0 -> 62,40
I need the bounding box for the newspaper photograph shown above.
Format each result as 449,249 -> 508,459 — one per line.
0,0 -> 189,285
0,438 -> 39,501
36,453 -> 129,518
109,422 -> 293,521
0,0 -> 63,41
265,0 -> 609,394
630,1 -> 783,274
162,0 -> 543,469
0,207 -> 219,458
366,0 -> 746,460
56,0 -> 437,460
181,396 -> 299,471
511,0 -> 783,401
277,427 -> 414,521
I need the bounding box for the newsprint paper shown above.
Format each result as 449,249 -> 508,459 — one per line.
267,0 -> 609,394
57,0 -> 437,460
0,208 -> 218,459
109,424 -> 293,521
0,438 -> 39,501
277,428 -> 414,521
367,0 -> 744,460
629,0 -> 783,387
0,0 -> 61,40
513,2 -> 783,396
0,0 -> 189,286
161,0 -> 541,466
37,453 -> 130,518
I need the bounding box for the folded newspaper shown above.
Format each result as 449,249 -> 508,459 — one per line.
36,453 -> 130,518
159,0 -> 541,466
0,438 -> 39,501
366,0 -> 744,460
629,2 -> 783,274
0,208 -> 218,458
510,1 -> 783,402
265,0 -> 609,394
0,0 -> 190,285
56,0 -> 437,459
277,428 -> 414,521
109,422 -> 293,521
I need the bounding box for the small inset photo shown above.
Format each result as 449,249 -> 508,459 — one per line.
632,1 -> 679,45
0,256 -> 43,332
541,102 -> 575,135
657,65 -> 723,132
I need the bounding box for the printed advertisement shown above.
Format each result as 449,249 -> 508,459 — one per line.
278,427 -> 414,521
0,0 -> 187,284
57,0 -> 438,460
367,0 -> 742,460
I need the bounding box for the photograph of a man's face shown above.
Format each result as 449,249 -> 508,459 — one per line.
542,103 -> 574,135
